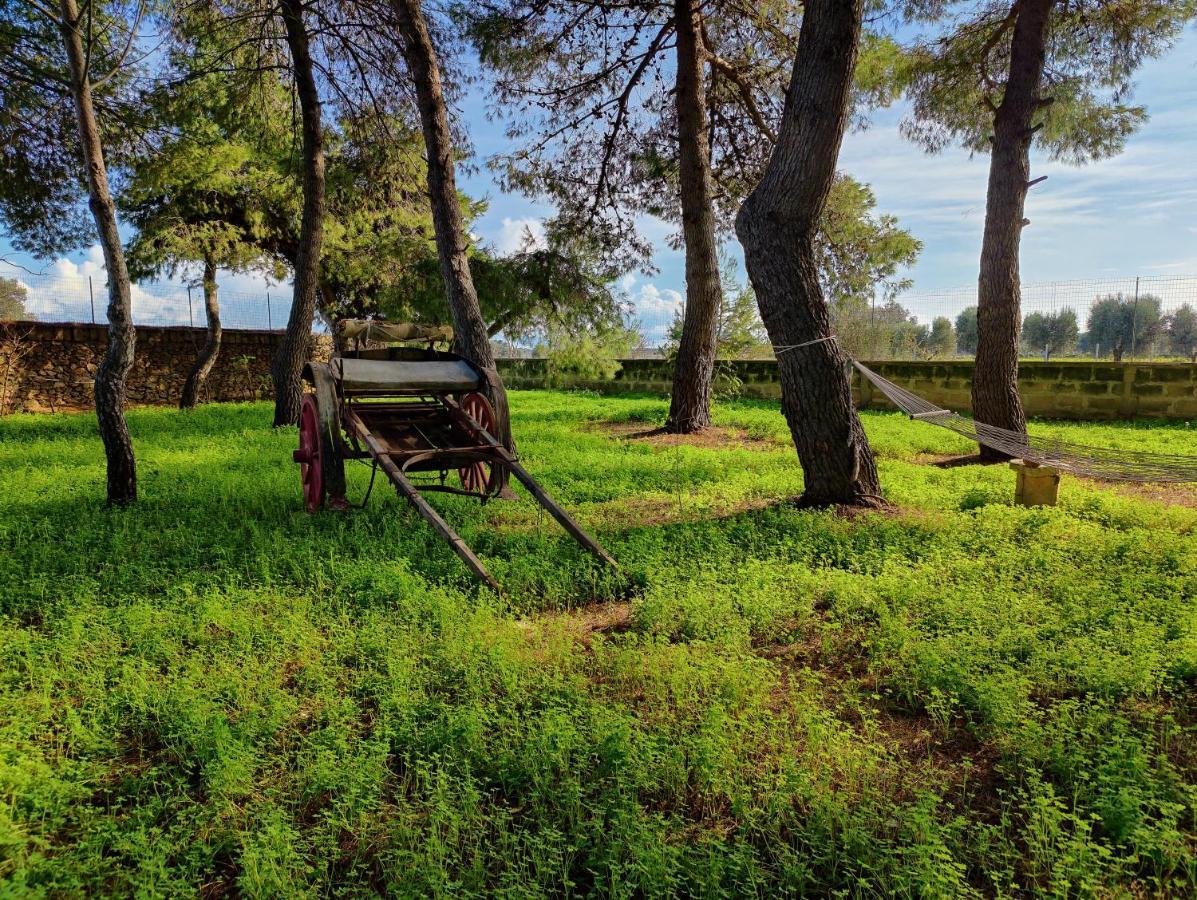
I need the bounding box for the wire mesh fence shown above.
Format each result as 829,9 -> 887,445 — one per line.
840,274 -> 1197,362
3,268 -> 1197,362
0,270 -> 291,332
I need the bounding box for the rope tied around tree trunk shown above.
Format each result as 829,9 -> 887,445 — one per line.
772,334 -> 839,356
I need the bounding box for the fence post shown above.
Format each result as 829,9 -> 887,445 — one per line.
1130,276 -> 1140,359
187,285 -> 194,329
267,291 -> 272,330
88,276 -> 95,324
870,289 -> 877,359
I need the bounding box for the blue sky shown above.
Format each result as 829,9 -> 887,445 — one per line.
4,26 -> 1196,342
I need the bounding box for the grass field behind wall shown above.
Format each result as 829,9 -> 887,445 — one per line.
1,391 -> 1195,897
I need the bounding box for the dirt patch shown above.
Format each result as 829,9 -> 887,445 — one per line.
758,625 -> 1002,815
517,600 -> 634,649
591,494 -> 782,529
912,452 -> 1002,469
1075,478 -> 1197,510
591,419 -> 783,452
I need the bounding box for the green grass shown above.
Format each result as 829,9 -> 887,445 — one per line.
1,392 -> 1195,897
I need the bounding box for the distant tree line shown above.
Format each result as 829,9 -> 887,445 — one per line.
952,296 -> 1197,361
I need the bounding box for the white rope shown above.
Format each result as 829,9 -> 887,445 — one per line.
773,334 -> 838,356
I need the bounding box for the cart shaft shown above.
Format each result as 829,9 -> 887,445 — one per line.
358,428 -> 501,592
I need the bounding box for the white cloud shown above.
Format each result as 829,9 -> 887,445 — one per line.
493,216 -> 547,255
624,281 -> 683,343
633,282 -> 683,314
2,244 -> 280,328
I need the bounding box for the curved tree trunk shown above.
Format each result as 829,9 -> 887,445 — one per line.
271,0 -> 325,427
734,0 -> 881,508
59,0 -> 136,504
665,0 -> 722,434
390,0 -> 513,452
180,256 -> 221,409
973,0 -> 1053,460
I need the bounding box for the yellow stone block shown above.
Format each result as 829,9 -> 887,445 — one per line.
1009,460 -> 1060,507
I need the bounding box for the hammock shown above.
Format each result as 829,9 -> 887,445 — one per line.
852,360 -> 1197,484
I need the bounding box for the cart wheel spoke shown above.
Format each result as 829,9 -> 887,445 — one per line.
458,392 -> 498,496
295,394 -> 325,511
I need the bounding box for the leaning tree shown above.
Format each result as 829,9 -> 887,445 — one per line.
356,0 -> 517,449
270,0 -> 328,426
0,0 -> 146,504
174,0 -> 434,426
736,0 -> 883,508
158,0 -> 330,426
903,0 -> 1195,458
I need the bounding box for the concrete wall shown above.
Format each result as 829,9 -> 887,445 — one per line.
498,357 -> 1197,421
2,322 -> 1194,420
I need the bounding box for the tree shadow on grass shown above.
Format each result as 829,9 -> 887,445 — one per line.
925,453 -> 1003,469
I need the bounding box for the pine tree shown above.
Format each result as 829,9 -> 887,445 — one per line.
903,0 -> 1194,456
736,0 -> 883,508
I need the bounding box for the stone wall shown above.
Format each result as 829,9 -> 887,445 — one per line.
0,321 -> 290,413
497,357 -> 1197,421
3,321 -> 1194,421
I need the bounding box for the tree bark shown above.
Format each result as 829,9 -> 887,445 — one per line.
390,0 -> 514,451
180,255 -> 221,409
734,0 -> 882,508
58,0 -> 136,505
664,0 -> 722,434
973,0 -> 1053,460
271,0 -> 325,427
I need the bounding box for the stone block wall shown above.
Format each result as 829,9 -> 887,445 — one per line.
850,359 -> 1197,420
0,321 -> 289,413
497,357 -> 1197,421
2,321 -> 1194,421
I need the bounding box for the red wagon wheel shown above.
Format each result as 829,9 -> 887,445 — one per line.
458,391 -> 499,494
293,394 -> 325,511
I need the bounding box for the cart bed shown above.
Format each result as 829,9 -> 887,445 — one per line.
333,358 -> 480,394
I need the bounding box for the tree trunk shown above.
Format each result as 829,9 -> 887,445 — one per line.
271,0 -> 324,427
180,255 -> 221,409
390,0 -> 514,452
59,0 -> 136,505
973,0 -> 1053,460
664,0 -> 722,434
734,0 -> 881,508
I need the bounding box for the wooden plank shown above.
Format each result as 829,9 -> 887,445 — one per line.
356,423 -> 500,591
334,358 -> 479,393
339,320 -> 455,345
441,395 -> 618,570
304,362 -> 347,502
505,459 -> 620,569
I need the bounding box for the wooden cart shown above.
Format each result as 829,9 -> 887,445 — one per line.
292,321 -> 617,590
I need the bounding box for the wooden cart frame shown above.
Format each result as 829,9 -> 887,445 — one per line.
293,333 -> 616,590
